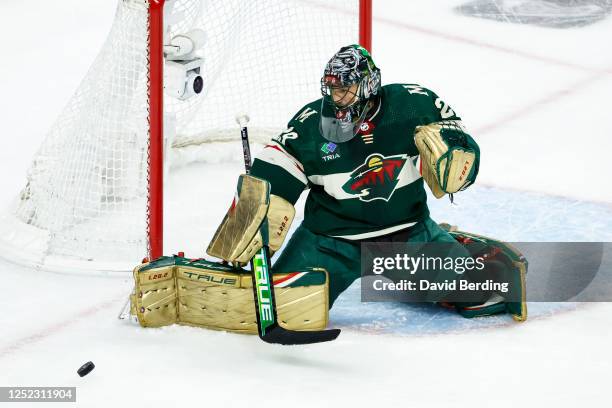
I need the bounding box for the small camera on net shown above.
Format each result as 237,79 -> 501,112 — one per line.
164,58 -> 204,101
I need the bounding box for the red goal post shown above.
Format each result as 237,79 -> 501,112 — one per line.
147,0 -> 372,260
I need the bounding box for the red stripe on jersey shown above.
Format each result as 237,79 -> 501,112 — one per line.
273,272 -> 300,285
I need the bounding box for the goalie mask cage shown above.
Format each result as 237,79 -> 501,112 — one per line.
0,0 -> 372,273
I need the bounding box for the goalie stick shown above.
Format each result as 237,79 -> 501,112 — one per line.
236,114 -> 341,345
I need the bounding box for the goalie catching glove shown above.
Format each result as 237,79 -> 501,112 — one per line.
206,174 -> 295,265
415,121 -> 479,198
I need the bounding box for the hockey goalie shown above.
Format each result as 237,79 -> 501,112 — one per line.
129,45 -> 527,334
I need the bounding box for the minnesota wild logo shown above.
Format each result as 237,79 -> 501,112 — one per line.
342,154 -> 407,202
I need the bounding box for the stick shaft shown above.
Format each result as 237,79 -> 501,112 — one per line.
239,123 -> 279,337
240,126 -> 253,174
237,120 -> 340,344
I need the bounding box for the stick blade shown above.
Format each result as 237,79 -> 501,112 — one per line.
261,326 -> 341,345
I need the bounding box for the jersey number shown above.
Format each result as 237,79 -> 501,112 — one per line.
274,127 -> 299,144
435,98 -> 455,119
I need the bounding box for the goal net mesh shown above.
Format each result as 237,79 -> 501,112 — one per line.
1,0 -> 359,272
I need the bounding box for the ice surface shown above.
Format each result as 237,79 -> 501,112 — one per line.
427,185 -> 612,242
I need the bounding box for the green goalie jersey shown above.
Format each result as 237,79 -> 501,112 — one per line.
250,83 -> 480,240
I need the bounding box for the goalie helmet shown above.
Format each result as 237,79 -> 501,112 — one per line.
320,44 -> 381,143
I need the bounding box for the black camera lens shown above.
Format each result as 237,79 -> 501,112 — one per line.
193,75 -> 204,94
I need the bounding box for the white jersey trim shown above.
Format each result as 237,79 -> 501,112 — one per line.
332,221 -> 418,240
257,141 -> 308,185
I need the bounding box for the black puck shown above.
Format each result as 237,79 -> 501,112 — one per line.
77,361 -> 95,377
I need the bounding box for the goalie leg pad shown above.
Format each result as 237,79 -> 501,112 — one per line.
443,227 -> 528,322
131,257 -> 330,333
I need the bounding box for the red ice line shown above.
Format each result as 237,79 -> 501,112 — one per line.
364,13 -> 612,134
474,70 -> 611,135
0,294 -> 126,359
303,0 -> 611,75
373,15 -> 612,75
303,0 -> 612,134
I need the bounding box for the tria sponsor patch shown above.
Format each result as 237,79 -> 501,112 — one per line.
320,142 -> 341,162
342,153 -> 407,202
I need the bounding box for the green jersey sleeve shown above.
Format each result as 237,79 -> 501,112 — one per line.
250,103 -> 319,204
